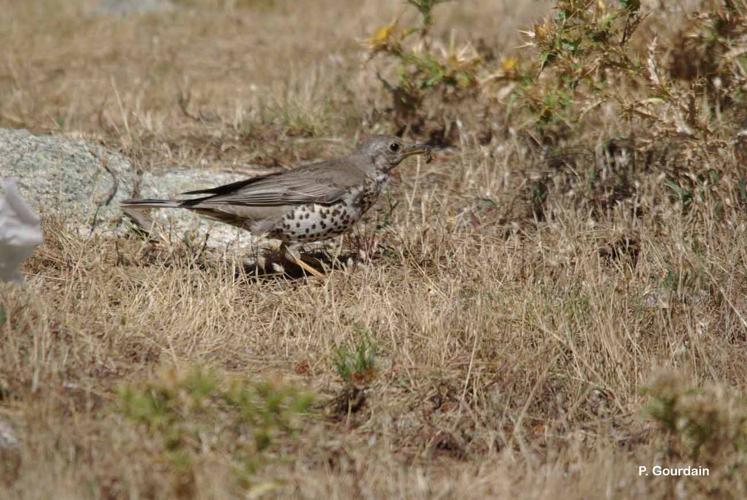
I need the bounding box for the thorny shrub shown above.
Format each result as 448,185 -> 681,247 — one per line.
365,0 -> 481,128
367,0 -> 747,219
117,367 -> 312,493
644,373 -> 747,496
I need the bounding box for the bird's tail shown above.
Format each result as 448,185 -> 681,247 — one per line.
120,198 -> 181,209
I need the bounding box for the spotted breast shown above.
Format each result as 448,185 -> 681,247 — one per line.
269,178 -> 386,243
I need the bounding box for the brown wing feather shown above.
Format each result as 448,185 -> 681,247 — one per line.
181,172 -> 282,196
184,159 -> 367,207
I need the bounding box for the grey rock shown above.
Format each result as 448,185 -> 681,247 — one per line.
0,128 -> 137,233
0,418 -> 18,450
95,0 -> 174,15
0,128 -> 268,249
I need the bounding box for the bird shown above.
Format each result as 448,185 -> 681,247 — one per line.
121,135 -> 431,277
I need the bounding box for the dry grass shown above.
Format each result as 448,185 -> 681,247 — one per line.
2,0 -> 747,498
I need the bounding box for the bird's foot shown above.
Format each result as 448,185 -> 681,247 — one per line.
282,245 -> 325,279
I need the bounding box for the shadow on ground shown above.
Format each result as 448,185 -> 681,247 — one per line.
239,248 -> 360,281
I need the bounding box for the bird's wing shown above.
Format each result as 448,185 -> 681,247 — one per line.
181,161 -> 367,207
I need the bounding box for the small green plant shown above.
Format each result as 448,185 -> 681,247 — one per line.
0,305 -> 5,327
117,366 -> 313,491
664,179 -> 695,209
333,325 -> 377,385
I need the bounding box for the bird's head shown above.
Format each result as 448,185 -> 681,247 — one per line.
355,135 -> 431,172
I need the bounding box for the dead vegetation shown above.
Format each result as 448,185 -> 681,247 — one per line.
2,0 -> 747,498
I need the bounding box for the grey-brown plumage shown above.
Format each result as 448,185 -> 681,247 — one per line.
122,135 -> 430,251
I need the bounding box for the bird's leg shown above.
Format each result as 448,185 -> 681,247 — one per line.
282,243 -> 325,278
251,239 -> 265,276
331,235 -> 345,269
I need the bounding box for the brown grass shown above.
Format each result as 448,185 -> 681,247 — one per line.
2,0 -> 747,498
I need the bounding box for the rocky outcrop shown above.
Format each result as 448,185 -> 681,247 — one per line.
0,128 -> 136,233
0,128 -> 265,248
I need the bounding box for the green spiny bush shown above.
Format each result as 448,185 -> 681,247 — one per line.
365,0 -> 481,123
117,366 -> 313,492
644,373 -> 747,462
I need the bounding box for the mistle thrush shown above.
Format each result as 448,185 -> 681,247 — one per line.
121,135 -> 431,276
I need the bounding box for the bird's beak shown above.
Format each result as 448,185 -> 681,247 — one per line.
402,143 -> 433,163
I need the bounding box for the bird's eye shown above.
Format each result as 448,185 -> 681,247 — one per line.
389,142 -> 400,152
